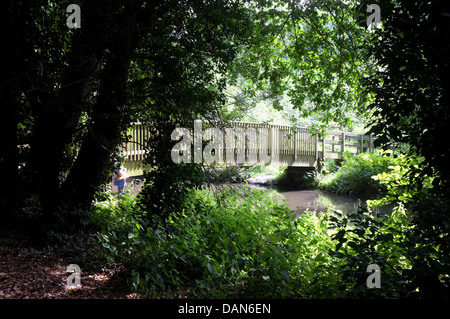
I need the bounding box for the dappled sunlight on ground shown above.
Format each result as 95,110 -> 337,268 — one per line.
0,245 -> 145,299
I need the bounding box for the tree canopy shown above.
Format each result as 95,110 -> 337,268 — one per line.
3,0 -> 450,300
2,0 -> 373,223
227,0 -> 376,133
2,0 -> 450,244
2,0 -> 258,224
364,0 -> 450,195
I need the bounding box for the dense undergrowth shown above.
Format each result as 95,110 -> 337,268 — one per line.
314,150 -> 450,298
91,186 -> 343,298
90,151 -> 450,298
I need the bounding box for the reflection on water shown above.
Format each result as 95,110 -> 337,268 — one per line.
249,183 -> 392,216
278,189 -> 363,214
280,189 -> 394,216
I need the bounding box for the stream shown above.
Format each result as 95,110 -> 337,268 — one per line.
252,185 -> 366,215
247,175 -> 392,216
125,175 -> 391,215
277,188 -> 363,214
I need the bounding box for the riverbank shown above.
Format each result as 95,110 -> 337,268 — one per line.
118,173 -> 382,216
245,172 -> 396,217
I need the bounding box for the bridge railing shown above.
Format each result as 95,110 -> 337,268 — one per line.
122,121 -> 377,170
122,122 -> 151,162
220,121 -> 318,167
320,131 -> 376,160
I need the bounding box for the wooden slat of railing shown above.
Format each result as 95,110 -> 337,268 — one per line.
135,124 -> 139,161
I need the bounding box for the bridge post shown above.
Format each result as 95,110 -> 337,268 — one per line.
322,136 -> 325,157
360,134 -> 364,154
294,127 -> 297,162
314,134 -> 318,162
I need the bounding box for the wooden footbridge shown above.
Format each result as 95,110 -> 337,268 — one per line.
122,121 -> 377,177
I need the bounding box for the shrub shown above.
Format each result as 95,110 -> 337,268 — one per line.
203,166 -> 254,183
315,150 -> 396,198
369,154 -> 450,298
91,152 -> 450,299
92,186 -> 343,298
327,152 -> 450,298
327,205 -> 412,298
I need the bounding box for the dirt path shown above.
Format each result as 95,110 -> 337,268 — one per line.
0,242 -> 144,299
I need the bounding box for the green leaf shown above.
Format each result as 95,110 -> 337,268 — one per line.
155,274 -> 164,287
280,270 -> 290,282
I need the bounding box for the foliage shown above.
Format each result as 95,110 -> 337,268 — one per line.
3,0 -> 261,228
368,154 -> 450,298
93,186 -> 343,298
138,116 -> 205,222
403,194 -> 450,298
327,151 -> 450,298
90,150 -> 450,299
327,205 -> 412,298
203,165 -> 286,185
5,0 -> 378,232
203,166 -> 255,184
315,150 -> 396,198
364,0 -> 450,194
351,0 -> 450,298
328,189 -> 450,298
6,0 -> 450,300
228,0 -> 375,134
368,154 -> 433,207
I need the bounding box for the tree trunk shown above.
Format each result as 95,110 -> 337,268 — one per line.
0,86 -> 19,220
1,2 -> 35,220
28,2 -> 110,221
59,27 -> 138,213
